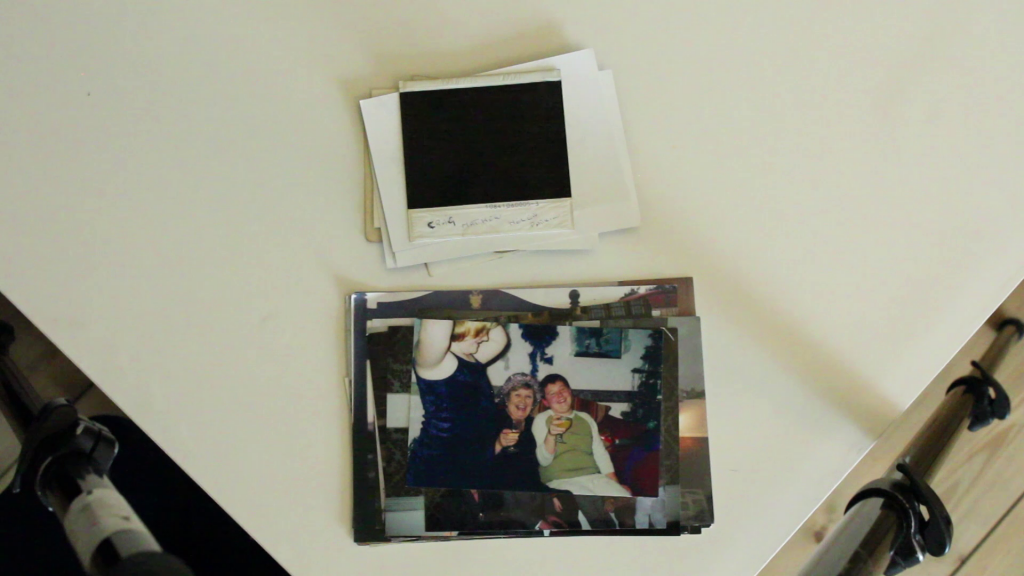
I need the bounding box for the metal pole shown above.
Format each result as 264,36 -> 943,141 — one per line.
798,319 -> 1023,576
0,321 -> 194,576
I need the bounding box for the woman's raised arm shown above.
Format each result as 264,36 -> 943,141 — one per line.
415,319 -> 455,370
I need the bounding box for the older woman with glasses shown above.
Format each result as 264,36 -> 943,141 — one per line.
490,373 -> 581,530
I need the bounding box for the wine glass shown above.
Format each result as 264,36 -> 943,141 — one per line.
505,419 -> 526,454
553,415 -> 573,444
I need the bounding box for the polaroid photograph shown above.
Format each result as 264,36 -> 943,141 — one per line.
360,50 -> 641,258
399,71 -> 573,241
405,322 -> 662,500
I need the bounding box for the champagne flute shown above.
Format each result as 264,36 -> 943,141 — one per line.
553,415 -> 573,444
505,419 -> 526,454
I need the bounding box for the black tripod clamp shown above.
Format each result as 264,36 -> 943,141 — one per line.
942,318 -> 1021,432
946,360 -> 1011,432
11,398 -> 118,509
845,462 -> 953,576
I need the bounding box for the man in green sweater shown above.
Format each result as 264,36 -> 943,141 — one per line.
532,374 -> 632,498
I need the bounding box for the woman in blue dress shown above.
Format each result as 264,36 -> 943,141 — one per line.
407,319 -> 509,490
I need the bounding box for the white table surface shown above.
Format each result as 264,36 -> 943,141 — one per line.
2,3 -> 1023,575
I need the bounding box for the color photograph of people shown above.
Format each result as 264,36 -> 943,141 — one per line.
408,320 -> 664,532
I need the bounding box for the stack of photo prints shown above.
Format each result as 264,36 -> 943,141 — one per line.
347,278 -> 713,544
360,49 -> 641,275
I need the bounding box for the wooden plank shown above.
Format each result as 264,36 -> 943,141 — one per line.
915,331 -> 1024,575
759,280 -> 1024,576
952,492 -> 1024,576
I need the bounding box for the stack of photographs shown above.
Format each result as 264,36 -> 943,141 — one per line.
359,49 -> 641,274
347,278 -> 712,544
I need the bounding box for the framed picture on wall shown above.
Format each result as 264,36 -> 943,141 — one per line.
572,327 -> 624,359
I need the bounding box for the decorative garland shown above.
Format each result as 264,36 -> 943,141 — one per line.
518,324 -> 560,378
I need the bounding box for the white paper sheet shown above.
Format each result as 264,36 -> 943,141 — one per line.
573,69 -> 641,232
599,70 -> 641,224
362,49 -> 636,255
392,222 -> 597,267
425,250 -> 527,276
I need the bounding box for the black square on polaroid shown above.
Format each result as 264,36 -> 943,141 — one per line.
399,75 -> 571,210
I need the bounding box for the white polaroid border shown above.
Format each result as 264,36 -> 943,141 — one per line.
407,198 -> 573,241
400,70 -> 572,242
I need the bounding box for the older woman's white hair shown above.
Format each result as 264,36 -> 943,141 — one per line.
497,373 -> 541,408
